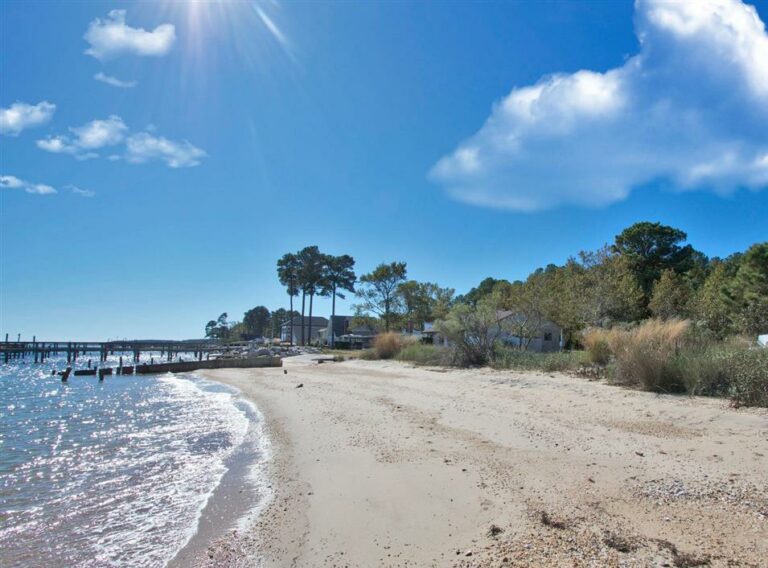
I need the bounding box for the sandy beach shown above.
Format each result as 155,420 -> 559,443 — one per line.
195,355 -> 768,567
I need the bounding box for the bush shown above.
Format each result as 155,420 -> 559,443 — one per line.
372,332 -> 415,360
582,328 -> 613,365
493,347 -> 585,373
672,347 -> 733,397
396,344 -> 453,366
436,301 -> 504,366
607,319 -> 689,393
358,348 -> 378,360
725,348 -> 768,407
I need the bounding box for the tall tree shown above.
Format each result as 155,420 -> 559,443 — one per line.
692,262 -> 734,338
243,306 -> 271,338
397,280 -> 455,330
355,261 -> 407,331
578,246 -> 646,326
205,312 -> 230,341
613,222 -> 697,305
729,242 -> 768,335
649,269 -> 693,320
277,253 -> 300,345
216,312 -> 230,341
298,246 -> 325,345
321,254 -> 356,347
457,277 -> 508,306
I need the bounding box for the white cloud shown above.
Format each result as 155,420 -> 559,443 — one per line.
38,116 -> 206,168
36,135 -> 77,154
430,0 -> 768,212
0,101 -> 55,135
1,174 -> 57,195
26,184 -> 57,195
71,115 -> 127,149
125,132 -> 207,168
37,115 -> 128,158
0,175 -> 25,188
94,72 -> 137,88
68,185 -> 96,198
84,9 -> 175,60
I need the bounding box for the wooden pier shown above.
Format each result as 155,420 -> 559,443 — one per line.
1,335 -> 223,365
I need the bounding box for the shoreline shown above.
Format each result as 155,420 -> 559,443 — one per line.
167,377 -> 274,568
193,355 -> 768,567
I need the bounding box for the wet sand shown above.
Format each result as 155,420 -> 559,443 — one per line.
194,355 -> 768,567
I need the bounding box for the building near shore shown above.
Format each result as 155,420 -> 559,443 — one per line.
319,315 -> 376,348
279,317 -> 329,345
423,313 -> 562,352
496,311 -> 563,353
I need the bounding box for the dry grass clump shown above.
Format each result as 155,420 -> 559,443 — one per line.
372,332 -> 415,359
607,319 -> 690,393
581,328 -> 613,365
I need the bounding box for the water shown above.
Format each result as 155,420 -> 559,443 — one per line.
0,355 -> 269,567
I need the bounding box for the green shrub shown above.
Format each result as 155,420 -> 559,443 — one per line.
672,348 -> 733,397
493,347 -> 584,372
726,348 -> 768,407
396,344 -> 453,366
358,348 -> 378,360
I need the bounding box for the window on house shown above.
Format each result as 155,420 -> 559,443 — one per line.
544,332 -> 553,341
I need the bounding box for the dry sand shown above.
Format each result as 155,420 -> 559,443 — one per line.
195,355 -> 768,567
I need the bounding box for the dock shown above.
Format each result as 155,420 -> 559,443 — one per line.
1,335 -> 224,365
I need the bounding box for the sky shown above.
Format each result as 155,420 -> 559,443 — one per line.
1,0 -> 767,341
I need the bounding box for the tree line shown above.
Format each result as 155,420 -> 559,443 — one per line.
204,308 -> 300,342
454,222 -> 767,346
206,222 -> 767,347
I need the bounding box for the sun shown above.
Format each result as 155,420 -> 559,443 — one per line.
150,0 -> 294,71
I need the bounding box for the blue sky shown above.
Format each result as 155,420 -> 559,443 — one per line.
2,0 -> 767,340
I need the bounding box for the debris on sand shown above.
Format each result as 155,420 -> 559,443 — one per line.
602,531 -> 637,553
539,511 -> 567,529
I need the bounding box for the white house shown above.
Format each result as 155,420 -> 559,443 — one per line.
280,316 -> 329,345
420,314 -> 562,352
496,311 -> 562,353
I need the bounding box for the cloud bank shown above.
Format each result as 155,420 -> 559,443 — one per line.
94,72 -> 137,88
0,101 -> 56,135
37,115 -> 206,168
430,0 -> 768,212
1,175 -> 57,195
84,10 -> 175,60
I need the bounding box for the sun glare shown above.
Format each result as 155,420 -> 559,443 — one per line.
151,0 -> 294,73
